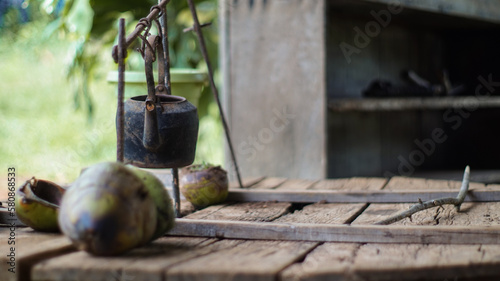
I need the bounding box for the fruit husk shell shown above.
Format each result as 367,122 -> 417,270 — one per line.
15,178 -> 65,232
179,165 -> 228,208
58,162 -> 157,256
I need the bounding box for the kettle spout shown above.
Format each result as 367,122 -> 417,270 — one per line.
143,100 -> 161,151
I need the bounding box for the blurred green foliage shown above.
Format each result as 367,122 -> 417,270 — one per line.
50,0 -> 224,165
0,30 -> 118,182
43,0 -> 219,117
0,0 -> 223,182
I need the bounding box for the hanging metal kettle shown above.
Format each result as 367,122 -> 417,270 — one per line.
122,35 -> 199,168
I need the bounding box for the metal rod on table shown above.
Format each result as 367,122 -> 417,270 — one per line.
116,18 -> 126,162
172,168 -> 181,218
112,0 -> 171,63
186,0 -> 244,189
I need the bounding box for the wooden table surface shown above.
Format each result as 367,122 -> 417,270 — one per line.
2,176 -> 500,281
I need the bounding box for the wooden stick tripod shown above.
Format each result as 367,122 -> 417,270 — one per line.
113,0 -> 243,217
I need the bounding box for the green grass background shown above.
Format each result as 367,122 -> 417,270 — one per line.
0,22 -> 223,184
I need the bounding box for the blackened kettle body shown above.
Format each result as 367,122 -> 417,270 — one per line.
123,94 -> 199,168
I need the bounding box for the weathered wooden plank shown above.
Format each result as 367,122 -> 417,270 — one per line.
280,243 -> 500,281
482,184 -> 500,190
271,178 -> 381,226
226,189 -> 500,203
353,202 -> 500,226
353,177 -> 493,225
249,177 -> 288,190
306,177 -> 386,226
384,176 -> 485,191
356,204 -> 425,225
168,219 -> 500,245
189,180 -> 294,222
229,176 -> 265,189
33,248 -> 140,281
414,170 -> 500,185
351,243 -> 500,281
0,227 -> 74,281
181,204 -> 227,220
166,240 -> 318,281
226,0 -> 327,179
280,243 -> 361,281
122,239 -> 243,281
274,179 -> 318,190
274,203 -> 367,225
354,203 -> 434,225
309,177 -> 387,191
32,237 -> 242,281
184,202 -> 291,222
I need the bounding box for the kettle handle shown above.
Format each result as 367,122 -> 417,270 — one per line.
143,35 -> 162,151
144,35 -> 159,104
144,35 -> 169,98
156,40 -> 170,95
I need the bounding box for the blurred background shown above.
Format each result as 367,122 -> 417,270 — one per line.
0,0 -> 222,183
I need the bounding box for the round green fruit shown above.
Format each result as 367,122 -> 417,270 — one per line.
127,166 -> 175,240
179,165 -> 228,208
58,162 -> 170,256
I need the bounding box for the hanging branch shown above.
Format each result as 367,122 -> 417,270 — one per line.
374,166 -> 470,225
